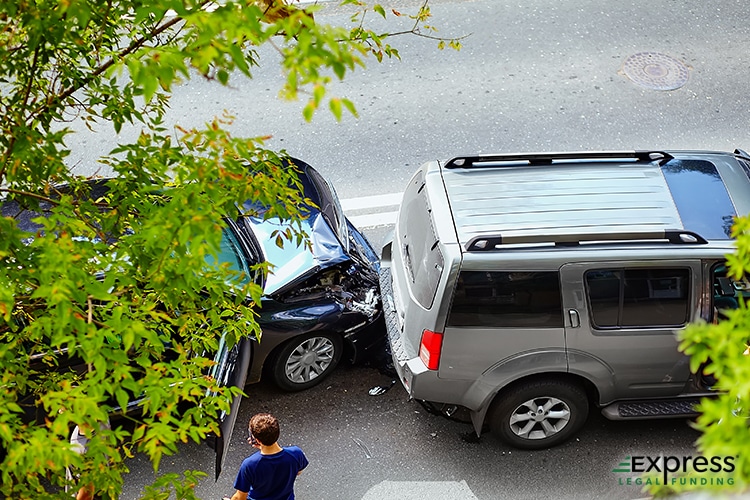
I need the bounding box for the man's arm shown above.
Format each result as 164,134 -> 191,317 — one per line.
223,491 -> 248,500
76,484 -> 95,500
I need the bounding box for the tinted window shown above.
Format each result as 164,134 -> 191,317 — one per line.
448,271 -> 563,328
586,268 -> 690,329
738,158 -> 750,183
661,160 -> 735,239
306,166 -> 349,251
204,228 -> 253,288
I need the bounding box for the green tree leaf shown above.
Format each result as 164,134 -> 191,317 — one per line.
0,0 -> 459,497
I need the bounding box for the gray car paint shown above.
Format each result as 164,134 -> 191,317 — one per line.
380,150 -> 750,443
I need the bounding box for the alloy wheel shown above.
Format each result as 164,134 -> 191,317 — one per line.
508,396 -> 571,440
284,336 -> 336,383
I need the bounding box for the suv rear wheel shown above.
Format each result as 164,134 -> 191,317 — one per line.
271,333 -> 343,392
488,380 -> 589,449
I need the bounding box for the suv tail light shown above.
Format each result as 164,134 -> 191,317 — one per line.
419,329 -> 443,370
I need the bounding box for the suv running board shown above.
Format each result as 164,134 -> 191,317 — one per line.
601,399 -> 704,420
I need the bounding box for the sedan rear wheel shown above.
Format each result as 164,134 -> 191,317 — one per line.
271,333 -> 343,391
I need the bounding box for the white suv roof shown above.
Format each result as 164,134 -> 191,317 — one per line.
437,150 -> 750,250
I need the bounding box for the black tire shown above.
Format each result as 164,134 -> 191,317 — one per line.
488,379 -> 589,449
271,333 -> 343,392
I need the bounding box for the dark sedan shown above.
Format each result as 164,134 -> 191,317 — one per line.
223,158 -> 384,391
1,157 -> 384,477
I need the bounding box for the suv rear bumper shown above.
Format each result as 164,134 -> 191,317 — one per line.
379,266 -> 413,391
379,266 -> 471,403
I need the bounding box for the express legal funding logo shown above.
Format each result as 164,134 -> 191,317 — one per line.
613,455 -> 736,487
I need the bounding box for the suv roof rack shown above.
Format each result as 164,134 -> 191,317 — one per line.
444,151 -> 673,169
465,229 -> 708,252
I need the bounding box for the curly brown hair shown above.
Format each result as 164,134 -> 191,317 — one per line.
249,413 -> 280,446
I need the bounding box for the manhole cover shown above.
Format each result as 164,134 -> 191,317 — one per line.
622,52 -> 689,90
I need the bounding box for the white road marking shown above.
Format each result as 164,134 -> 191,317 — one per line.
341,192 -> 401,228
165,0 -> 332,17
361,481 -> 479,500
347,211 -> 398,228
340,193 -> 402,211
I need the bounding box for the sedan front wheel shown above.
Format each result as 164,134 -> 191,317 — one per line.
271,333 -> 343,392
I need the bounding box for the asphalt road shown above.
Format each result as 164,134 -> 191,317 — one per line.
68,0 -> 750,201
116,212 -> 713,497
62,0 -> 750,497
120,361 -> 702,500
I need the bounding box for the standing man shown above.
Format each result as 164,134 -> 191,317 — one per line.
67,418 -> 111,500
224,413 -> 308,500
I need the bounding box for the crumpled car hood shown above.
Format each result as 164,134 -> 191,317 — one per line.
245,212 -> 351,296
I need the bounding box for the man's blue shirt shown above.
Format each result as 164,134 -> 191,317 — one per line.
234,446 -> 308,500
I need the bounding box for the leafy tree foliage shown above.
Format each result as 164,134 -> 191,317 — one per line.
0,0 -> 459,497
647,218 -> 750,497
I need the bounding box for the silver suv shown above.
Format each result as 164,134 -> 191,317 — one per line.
380,150 -> 750,449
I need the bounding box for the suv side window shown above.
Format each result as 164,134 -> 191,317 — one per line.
447,271 -> 563,327
586,268 -> 690,329
711,262 -> 747,322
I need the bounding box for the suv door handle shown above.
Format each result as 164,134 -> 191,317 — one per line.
568,309 -> 580,328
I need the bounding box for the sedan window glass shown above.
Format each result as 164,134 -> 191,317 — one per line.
306,166 -> 349,252
207,228 -> 252,288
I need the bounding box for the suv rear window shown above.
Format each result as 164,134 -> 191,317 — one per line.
399,170 -> 444,308
447,271 -> 563,327
586,268 -> 690,329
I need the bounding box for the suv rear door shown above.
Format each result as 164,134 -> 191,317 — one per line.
560,260 -> 701,403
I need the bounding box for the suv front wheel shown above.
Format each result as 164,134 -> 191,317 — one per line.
488,380 -> 589,449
